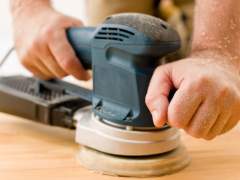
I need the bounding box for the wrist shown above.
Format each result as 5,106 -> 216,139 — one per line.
189,49 -> 240,74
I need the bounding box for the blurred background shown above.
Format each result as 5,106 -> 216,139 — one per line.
0,0 -> 86,76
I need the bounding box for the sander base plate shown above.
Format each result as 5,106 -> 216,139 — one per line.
75,107 -> 181,156
77,145 -> 190,177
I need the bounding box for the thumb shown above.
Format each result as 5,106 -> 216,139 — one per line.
145,64 -> 173,127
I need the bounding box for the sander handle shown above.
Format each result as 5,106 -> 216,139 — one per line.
66,27 -> 95,69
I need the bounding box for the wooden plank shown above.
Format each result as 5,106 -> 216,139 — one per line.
0,112 -> 239,180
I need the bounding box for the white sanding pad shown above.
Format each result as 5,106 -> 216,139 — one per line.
77,145 -> 190,177
75,107 -> 181,156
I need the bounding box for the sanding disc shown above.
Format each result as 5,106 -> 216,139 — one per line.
77,145 -> 190,177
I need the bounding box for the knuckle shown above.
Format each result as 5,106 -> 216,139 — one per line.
168,118 -> 183,128
168,110 -> 185,128
184,80 -> 192,89
154,66 -> 162,74
41,26 -> 50,37
40,33 -> 50,44
168,112 -> 180,128
204,134 -> 216,141
153,66 -> 165,76
20,53 -> 30,66
30,38 -> 41,52
186,127 -> 203,139
56,72 -> 67,79
168,103 -> 181,118
40,26 -> 55,42
194,75 -> 210,89
198,75 -> 209,84
60,57 -> 75,70
218,86 -> 230,97
145,94 -> 154,108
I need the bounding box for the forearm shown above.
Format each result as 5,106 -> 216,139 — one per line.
10,0 -> 53,17
191,0 -> 240,69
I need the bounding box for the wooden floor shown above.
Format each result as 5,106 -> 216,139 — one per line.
0,113 -> 239,180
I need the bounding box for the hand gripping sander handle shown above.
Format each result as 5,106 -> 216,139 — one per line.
65,13 -> 180,128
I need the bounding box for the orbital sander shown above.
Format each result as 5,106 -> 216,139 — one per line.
0,13 -> 190,177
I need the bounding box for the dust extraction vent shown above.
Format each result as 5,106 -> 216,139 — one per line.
94,27 -> 134,42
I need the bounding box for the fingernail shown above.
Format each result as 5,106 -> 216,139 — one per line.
151,110 -> 160,123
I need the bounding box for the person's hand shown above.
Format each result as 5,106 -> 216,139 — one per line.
12,8 -> 89,80
145,52 -> 240,140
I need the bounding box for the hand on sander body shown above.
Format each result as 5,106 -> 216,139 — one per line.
146,53 -> 240,140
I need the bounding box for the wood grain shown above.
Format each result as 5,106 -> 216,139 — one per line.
0,113 -> 239,180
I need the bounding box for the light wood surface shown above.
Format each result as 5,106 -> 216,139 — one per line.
0,112 -> 239,180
